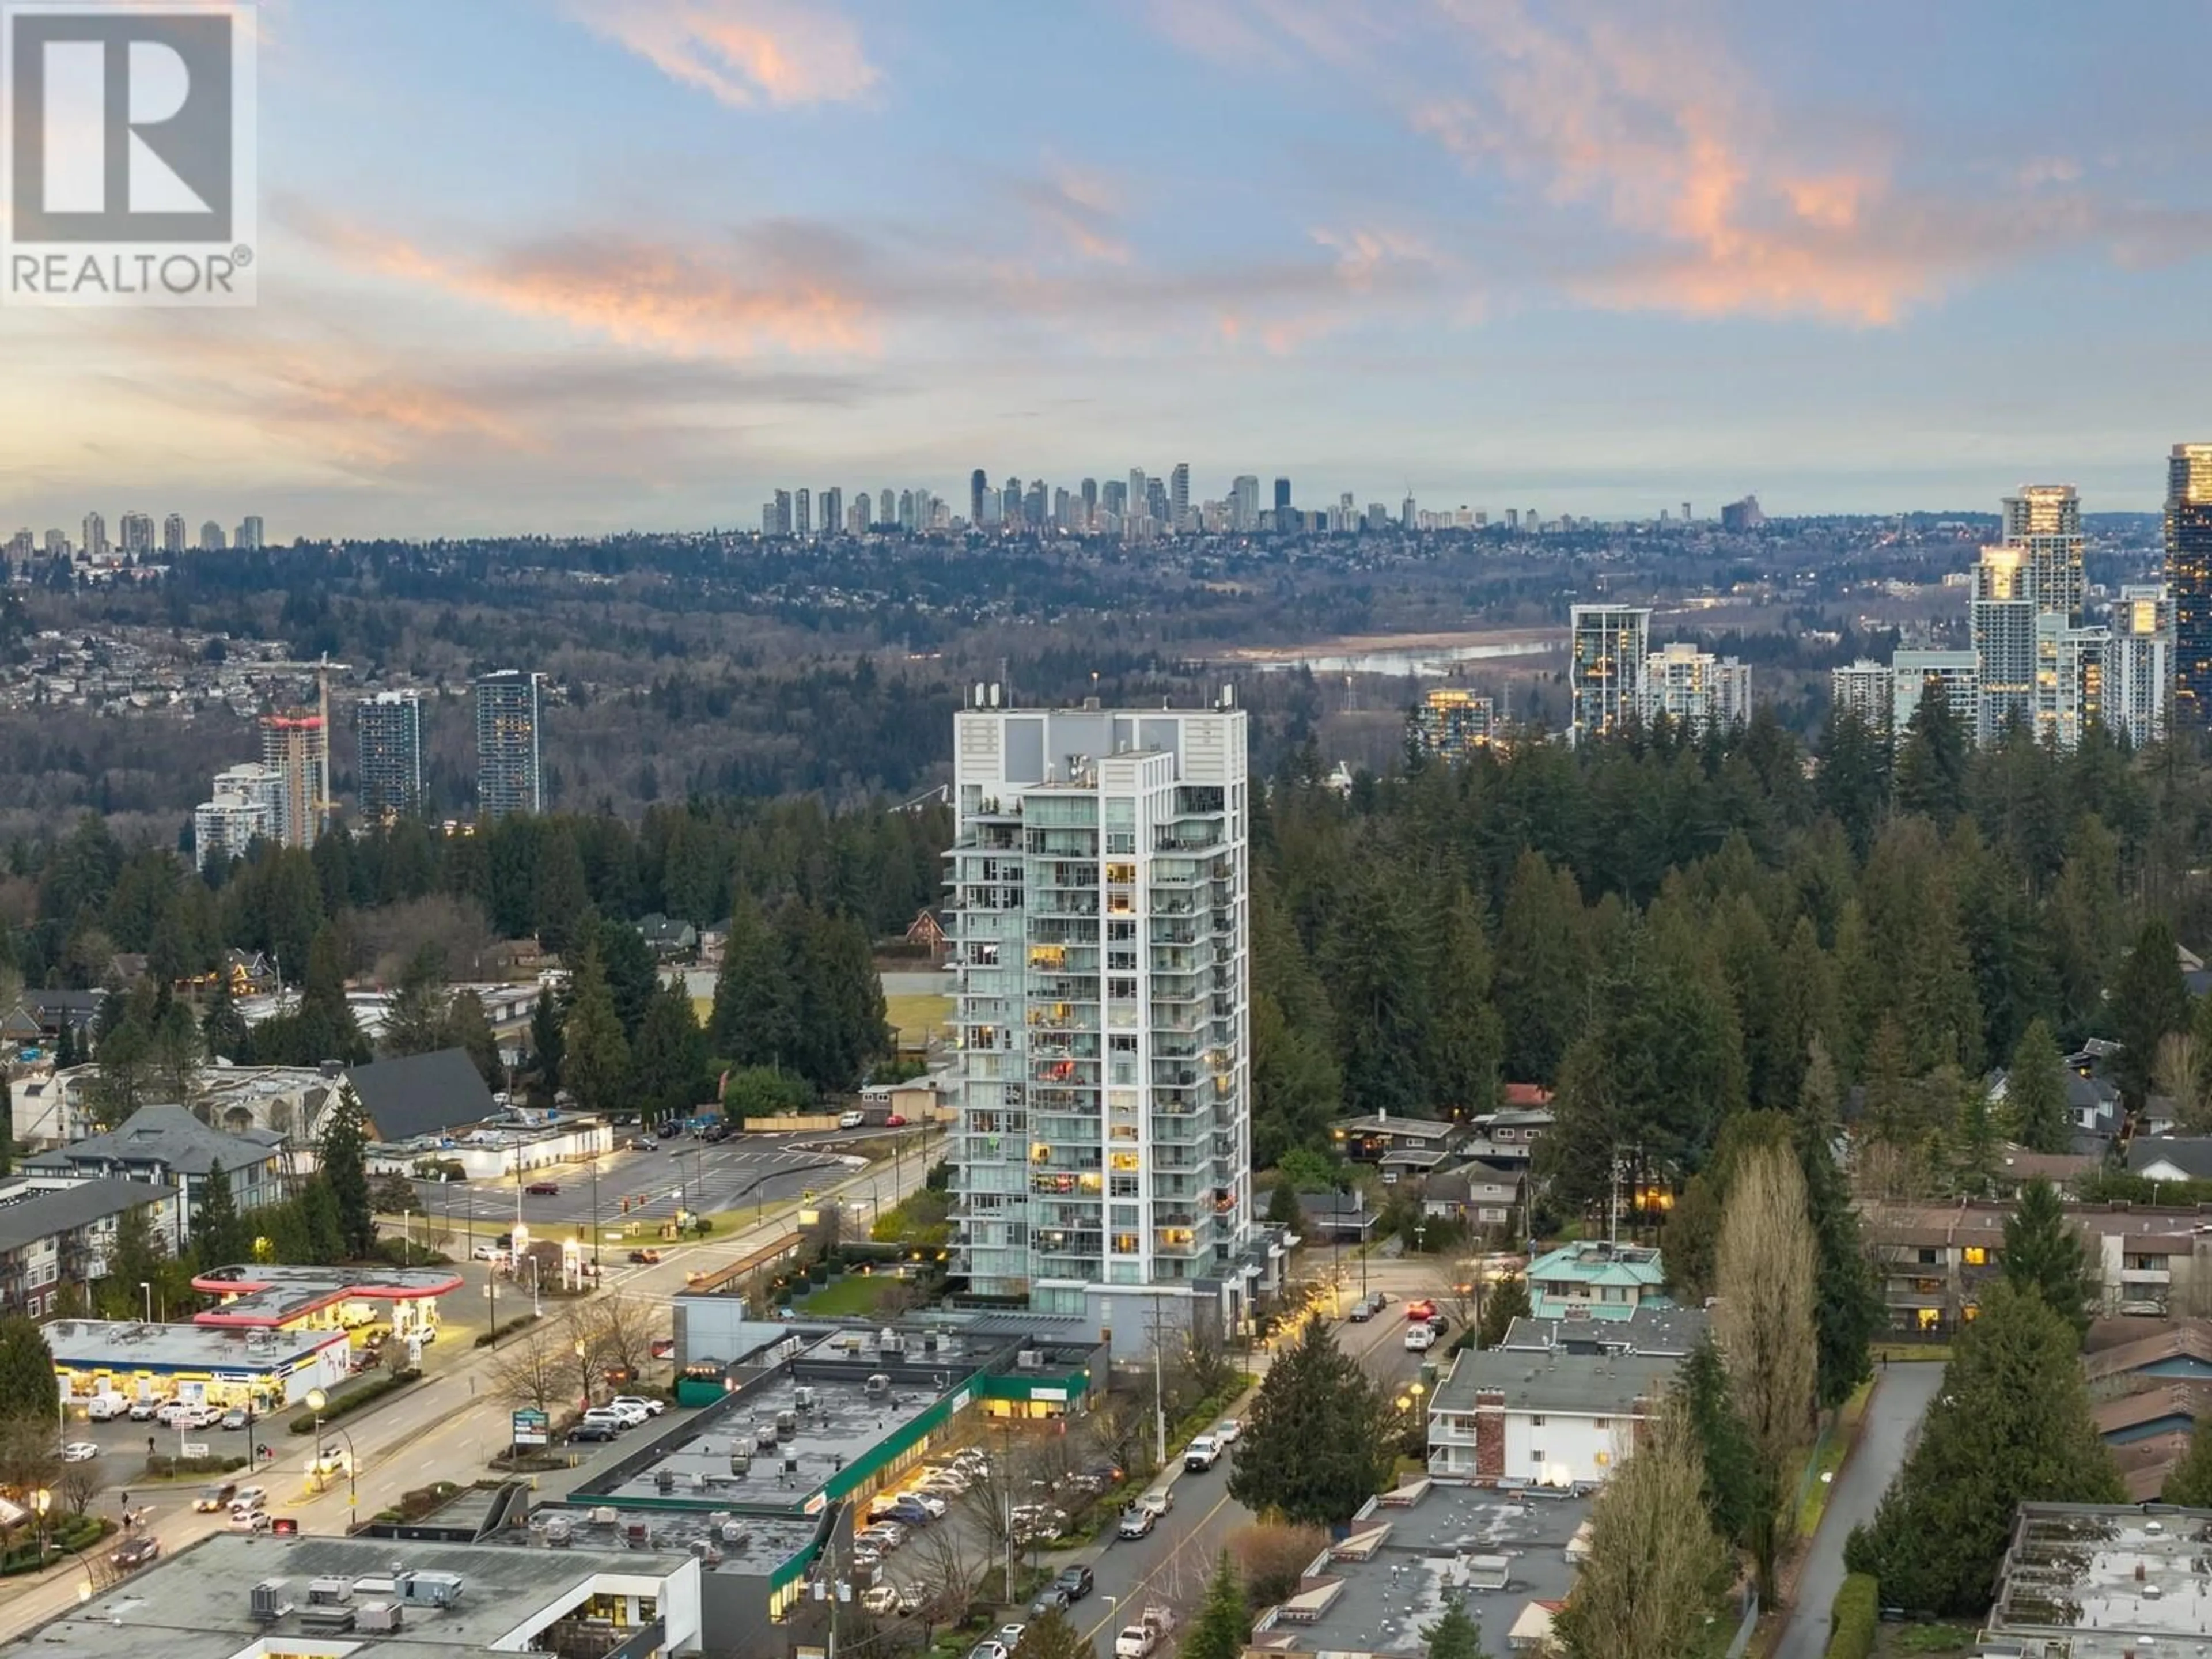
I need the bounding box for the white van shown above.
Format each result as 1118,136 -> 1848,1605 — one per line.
85,1392 -> 128,1421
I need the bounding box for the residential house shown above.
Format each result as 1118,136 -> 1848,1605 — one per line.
1989,1064 -> 2121,1155
9,990 -> 102,1047
2082,1320 -> 2212,1499
24,1104 -> 286,1244
1864,1198 -> 2212,1331
2127,1137 -> 2212,1186
1525,1241 -> 1668,1322
903,907 -> 949,961
0,1177 -> 182,1321
1421,1159 -> 1524,1231
1289,1187 -> 1378,1243
635,914 -> 698,960
1331,1113 -> 1464,1166
1459,1105 -> 1554,1167
1987,1143 -> 2100,1196
1426,1306 -> 1707,1486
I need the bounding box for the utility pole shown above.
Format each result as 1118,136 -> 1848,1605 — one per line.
1151,1290 -> 1167,1470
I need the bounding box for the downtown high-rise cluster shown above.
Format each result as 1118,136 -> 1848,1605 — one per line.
6,513 -> 264,563
1818,450 -> 2209,753
191,671 -> 548,863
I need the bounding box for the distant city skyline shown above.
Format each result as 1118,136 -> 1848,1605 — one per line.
3,2 -> 2209,536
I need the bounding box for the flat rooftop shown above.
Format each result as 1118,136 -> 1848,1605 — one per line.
18,1530 -> 693,1658
515,1501 -> 826,1580
192,1263 -> 463,1327
1248,1482 -> 1589,1659
1987,1502 -> 2212,1656
48,1317 -> 344,1370
592,1367 -> 945,1513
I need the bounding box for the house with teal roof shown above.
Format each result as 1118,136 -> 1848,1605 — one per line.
1525,1240 -> 1669,1322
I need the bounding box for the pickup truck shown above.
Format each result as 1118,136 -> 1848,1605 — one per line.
1184,1434 -> 1223,1471
1115,1608 -> 1176,1659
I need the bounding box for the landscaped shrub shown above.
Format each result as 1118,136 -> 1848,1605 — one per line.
289,1369 -> 422,1433
474,1313 -> 541,1348
1824,1573 -> 1879,1659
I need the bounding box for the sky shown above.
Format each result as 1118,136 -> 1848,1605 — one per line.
5,0 -> 2212,539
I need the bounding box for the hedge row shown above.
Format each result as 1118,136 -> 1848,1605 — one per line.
289,1369 -> 422,1434
1824,1573 -> 1879,1659
474,1313 -> 541,1349
145,1452 -> 248,1478
0,1516 -> 112,1577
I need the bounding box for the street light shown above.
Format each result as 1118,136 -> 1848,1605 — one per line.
138,1282 -> 151,1323
302,1389 -> 358,1525
31,1488 -> 50,1563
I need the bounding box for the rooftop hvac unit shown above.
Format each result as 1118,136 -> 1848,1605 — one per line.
306,1577 -> 353,1605
690,1472 -> 707,1491
720,1521 -> 747,1546
880,1329 -> 904,1353
590,1506 -> 618,1525
249,1580 -> 292,1622
775,1411 -> 797,1440
795,1385 -> 816,1410
544,1518 -> 573,1548
689,1539 -> 710,1560
297,1607 -> 355,1634
755,1423 -> 779,1451
1016,1349 -> 1044,1370
655,1470 -> 675,1493
865,1373 -> 891,1399
350,1574 -> 399,1598
354,1602 -> 402,1634
395,1571 -> 463,1608
729,1452 -> 750,1478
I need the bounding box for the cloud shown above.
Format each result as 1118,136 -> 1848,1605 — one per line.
1008,165 -> 1132,265
567,0 -> 879,107
285,203 -> 879,358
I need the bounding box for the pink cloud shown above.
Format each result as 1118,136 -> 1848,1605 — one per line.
568,0 -> 879,107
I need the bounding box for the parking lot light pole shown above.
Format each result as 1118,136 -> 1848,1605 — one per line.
139,1282 -> 152,1323
305,1389 -> 328,1492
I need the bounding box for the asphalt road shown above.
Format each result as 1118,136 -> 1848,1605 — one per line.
1772,1362 -> 1946,1659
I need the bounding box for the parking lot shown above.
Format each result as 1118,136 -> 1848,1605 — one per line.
407,1134 -> 887,1233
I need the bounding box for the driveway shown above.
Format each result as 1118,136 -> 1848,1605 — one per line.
1772,1362 -> 1945,1659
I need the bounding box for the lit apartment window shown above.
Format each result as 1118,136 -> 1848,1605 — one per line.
1962,1247 -> 1987,1266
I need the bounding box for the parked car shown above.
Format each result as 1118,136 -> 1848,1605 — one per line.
610,1395 -> 666,1418
579,1407 -> 633,1432
1404,1324 -> 1437,1352
60,1442 -> 99,1463
600,1401 -> 650,1427
838,1111 -> 866,1130
900,1491 -> 948,1518
569,1419 -> 620,1443
884,1114 -> 908,1128
525,1182 -> 560,1196
854,1522 -> 904,1551
472,1241 -> 506,1261
1183,1434 -> 1222,1472
1051,1565 -> 1094,1603
628,1137 -> 658,1152
1030,1587 -> 1071,1617
1117,1505 -> 1157,1540
1213,1419 -> 1242,1445
1115,1608 -> 1176,1659
192,1481 -> 239,1513
220,1408 -> 251,1431
996,1626 -> 1028,1652
1347,1296 -> 1376,1323
127,1397 -> 164,1421
862,1585 -> 900,1616
1426,1313 -> 1451,1334
628,1248 -> 662,1264
154,1400 -> 197,1426
967,1644 -> 1009,1659
85,1392 -> 128,1421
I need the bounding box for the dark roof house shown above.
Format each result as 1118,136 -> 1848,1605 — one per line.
346,1048 -> 499,1142
24,1105 -> 283,1208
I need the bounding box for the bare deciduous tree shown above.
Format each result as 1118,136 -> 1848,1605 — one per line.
486,1318 -> 566,1415
581,1294 -> 662,1387
57,1459 -> 100,1517
902,1511 -> 988,1627
1713,1142 -> 1818,1602
2157,1032 -> 2207,1131
1550,1402 -> 1730,1659
1228,1522 -> 1328,1609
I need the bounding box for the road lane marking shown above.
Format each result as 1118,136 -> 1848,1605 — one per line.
1078,1485 -> 1239,1645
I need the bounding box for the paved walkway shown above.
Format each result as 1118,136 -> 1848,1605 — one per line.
1772,1362 -> 1946,1659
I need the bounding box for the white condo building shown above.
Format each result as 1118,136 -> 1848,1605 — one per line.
945,693 -> 1253,1335
2109,584 -> 2175,747
1831,660 -> 1892,730
1893,650 -> 1979,734
1641,643 -> 1751,734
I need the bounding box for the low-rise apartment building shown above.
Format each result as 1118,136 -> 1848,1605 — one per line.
1864,1199 -> 2212,1332
0,1177 -> 181,1320
1525,1240 -> 1668,1321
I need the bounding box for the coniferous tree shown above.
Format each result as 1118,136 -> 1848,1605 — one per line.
318,1082 -> 376,1259
2161,1419 -> 2212,1507
0,1317 -> 57,1422
1492,851 -> 1590,1085
1013,1607 -> 1095,1659
97,1203 -> 161,1319
2115,916 -> 2191,1108
633,978 -> 707,1121
1675,1332 -> 1759,1551
1847,1281 -> 2121,1615
1229,1320 -> 1392,1527
200,971 -> 247,1060
1796,1041 -> 1881,1410
1426,886 -> 1503,1118
1177,1554 -> 1248,1659
562,939 -> 631,1118
2005,1018 -> 2071,1155
298,1175 -> 344,1262
527,987 -> 565,1105
192,1166 -> 248,1269
1419,1601 -> 1492,1659
1475,1277 -> 1529,1349
2001,1177 -> 2096,1339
